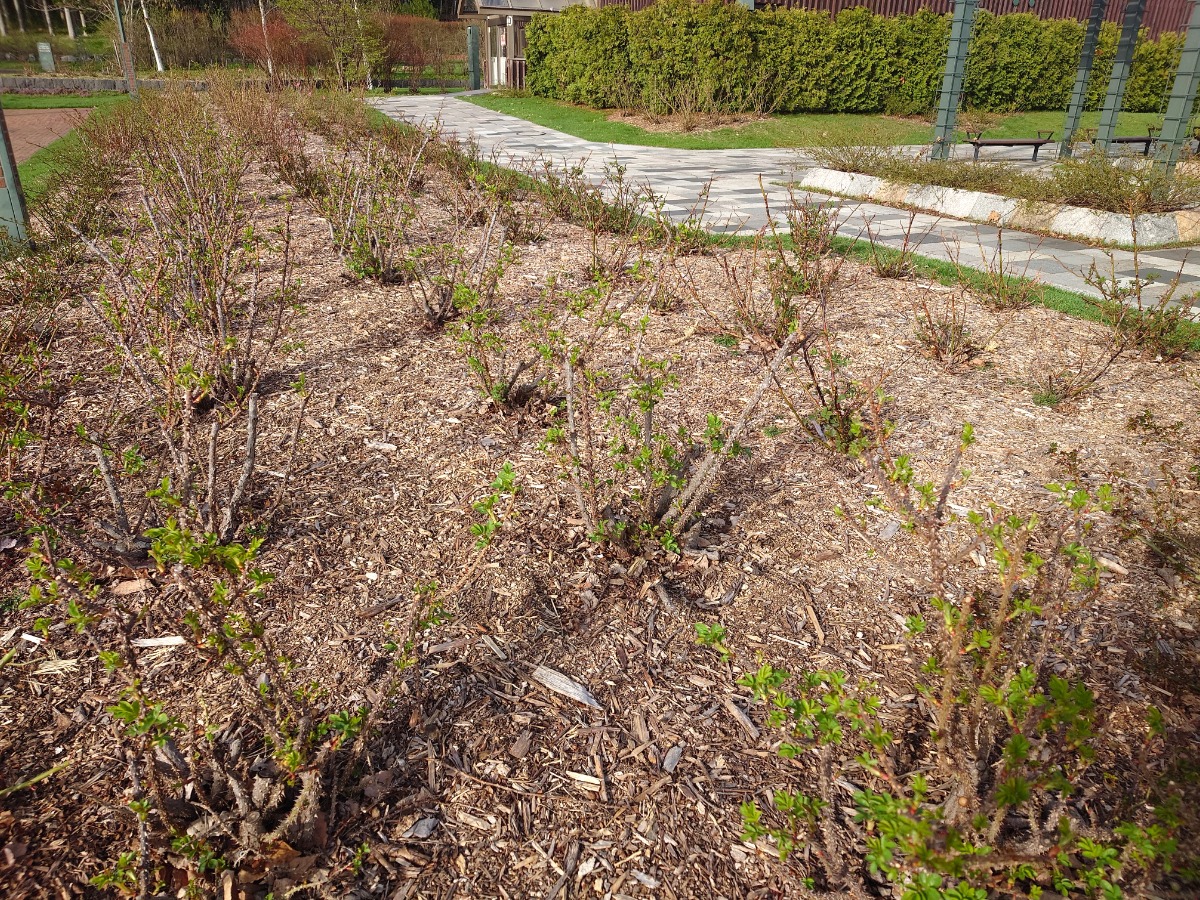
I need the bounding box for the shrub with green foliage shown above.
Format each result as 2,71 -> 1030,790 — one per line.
526,3 -> 1183,116
885,9 -> 949,117
963,13 -> 1081,112
527,5 -> 631,107
626,0 -> 758,112
752,8 -> 835,114
733,427 -> 1191,897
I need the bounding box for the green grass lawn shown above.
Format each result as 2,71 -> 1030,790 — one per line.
0,29 -> 111,55
17,130 -> 81,199
465,94 -> 1170,150
2,92 -> 127,110
979,110 -> 1163,141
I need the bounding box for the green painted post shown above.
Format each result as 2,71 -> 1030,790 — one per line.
1096,0 -> 1146,151
1061,0 -> 1109,157
1155,0 -> 1200,173
0,98 -> 29,243
932,0 -> 979,162
113,1 -> 137,98
467,25 -> 481,91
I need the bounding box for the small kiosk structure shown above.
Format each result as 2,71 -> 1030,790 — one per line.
459,0 -> 584,90
460,0 -> 588,90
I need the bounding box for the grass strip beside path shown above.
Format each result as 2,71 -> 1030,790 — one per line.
465,94 -> 1167,151
17,128 -> 83,199
2,92 -> 127,110
467,94 -> 929,149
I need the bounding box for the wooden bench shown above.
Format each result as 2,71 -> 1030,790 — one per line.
964,130 -> 1055,161
1113,135 -> 1156,155
1080,127 -> 1159,156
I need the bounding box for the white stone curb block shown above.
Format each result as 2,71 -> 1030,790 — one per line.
796,167 -> 1191,247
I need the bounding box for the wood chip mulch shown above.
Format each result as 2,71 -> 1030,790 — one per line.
1,148 -> 1198,899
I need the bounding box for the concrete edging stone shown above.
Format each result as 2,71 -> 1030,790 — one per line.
796,166 -> 1192,247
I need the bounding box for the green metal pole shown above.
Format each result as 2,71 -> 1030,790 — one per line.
932,0 -> 979,162
113,1 -> 137,98
1096,0 -> 1146,151
0,97 -> 29,243
1155,0 -> 1200,173
467,25 -> 481,91
1061,0 -> 1109,157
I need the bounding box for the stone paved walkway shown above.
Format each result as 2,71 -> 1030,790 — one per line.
371,95 -> 1200,304
5,107 -> 87,164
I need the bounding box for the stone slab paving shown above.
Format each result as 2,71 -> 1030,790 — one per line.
371,94 -> 1200,307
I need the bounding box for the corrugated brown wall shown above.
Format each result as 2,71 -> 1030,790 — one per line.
594,0 -> 1192,39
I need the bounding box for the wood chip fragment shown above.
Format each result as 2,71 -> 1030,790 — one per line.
34,658 -> 78,676
1097,556 -> 1129,575
566,771 -> 602,791
806,603 -> 825,646
510,730 -> 532,759
662,745 -> 684,773
723,697 -> 760,740
633,776 -> 672,802
403,816 -> 440,839
455,810 -> 492,830
632,709 -> 650,743
131,636 -> 186,648
480,634 -> 507,660
632,870 -> 661,888
531,665 -> 602,709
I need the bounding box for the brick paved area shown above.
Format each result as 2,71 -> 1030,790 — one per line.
5,107 -> 87,164
371,94 -> 1200,307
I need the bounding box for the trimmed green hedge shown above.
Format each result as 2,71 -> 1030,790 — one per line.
525,1 -> 1182,116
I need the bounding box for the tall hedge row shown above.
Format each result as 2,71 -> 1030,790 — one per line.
525,0 -> 1182,116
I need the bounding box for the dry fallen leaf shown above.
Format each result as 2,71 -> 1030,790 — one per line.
111,579 -> 153,596
531,665 -> 602,709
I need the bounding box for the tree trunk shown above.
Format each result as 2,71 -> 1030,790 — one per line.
14,0 -> 25,33
62,6 -> 74,40
0,4 -> 7,38
333,52 -> 345,92
351,0 -> 372,91
41,0 -> 54,36
80,8 -> 86,34
257,0 -> 274,78
139,0 -> 164,73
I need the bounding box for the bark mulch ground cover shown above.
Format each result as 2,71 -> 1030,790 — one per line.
1,88 -> 1197,899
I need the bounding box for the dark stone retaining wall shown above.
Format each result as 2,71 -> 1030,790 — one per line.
0,74 -> 466,94
1,75 -> 180,93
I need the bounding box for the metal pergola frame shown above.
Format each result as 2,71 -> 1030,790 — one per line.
0,96 -> 28,243
933,0 -> 1200,174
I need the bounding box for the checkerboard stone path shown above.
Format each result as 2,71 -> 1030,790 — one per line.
371,94 -> 1200,304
